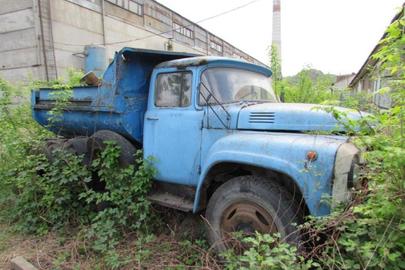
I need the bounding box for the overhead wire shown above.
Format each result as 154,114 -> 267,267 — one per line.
54,0 -> 262,47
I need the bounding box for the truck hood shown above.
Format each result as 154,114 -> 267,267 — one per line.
236,103 -> 366,132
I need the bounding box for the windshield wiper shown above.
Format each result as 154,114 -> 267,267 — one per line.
200,82 -> 231,129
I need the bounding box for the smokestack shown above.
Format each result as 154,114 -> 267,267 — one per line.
272,0 -> 281,63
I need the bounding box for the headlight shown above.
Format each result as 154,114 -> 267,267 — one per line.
348,157 -> 360,189
332,143 -> 360,207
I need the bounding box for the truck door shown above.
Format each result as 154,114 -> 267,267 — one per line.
143,69 -> 203,185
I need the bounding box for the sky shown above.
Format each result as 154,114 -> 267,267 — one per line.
156,0 -> 403,76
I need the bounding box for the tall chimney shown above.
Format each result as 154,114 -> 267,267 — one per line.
272,0 -> 281,63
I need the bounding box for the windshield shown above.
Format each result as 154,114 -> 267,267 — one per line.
199,67 -> 277,105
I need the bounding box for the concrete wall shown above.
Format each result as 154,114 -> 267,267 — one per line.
51,0 -> 104,78
0,0 -> 44,82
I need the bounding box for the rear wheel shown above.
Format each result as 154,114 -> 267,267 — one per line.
205,175 -> 302,252
86,130 -> 137,167
43,137 -> 88,162
86,130 -> 138,193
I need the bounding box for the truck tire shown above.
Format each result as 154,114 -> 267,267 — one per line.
65,137 -> 89,155
205,175 -> 302,252
43,138 -> 70,162
43,137 -> 89,163
87,130 -> 137,167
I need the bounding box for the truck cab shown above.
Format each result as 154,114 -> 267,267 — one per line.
32,48 -> 362,250
144,57 -> 276,187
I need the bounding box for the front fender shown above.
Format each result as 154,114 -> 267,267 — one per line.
194,131 -> 347,216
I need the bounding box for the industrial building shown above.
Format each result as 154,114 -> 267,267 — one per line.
0,0 -> 264,82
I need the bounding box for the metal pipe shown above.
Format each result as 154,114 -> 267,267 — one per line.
101,0 -> 106,45
37,0 -> 49,81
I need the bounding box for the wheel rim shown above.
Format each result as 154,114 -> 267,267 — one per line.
220,200 -> 279,237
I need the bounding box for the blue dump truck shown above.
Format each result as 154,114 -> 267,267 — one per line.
32,48 -> 362,249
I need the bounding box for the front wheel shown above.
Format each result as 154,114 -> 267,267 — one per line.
205,175 -> 302,252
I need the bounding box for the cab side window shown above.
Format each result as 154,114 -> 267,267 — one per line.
155,72 -> 192,107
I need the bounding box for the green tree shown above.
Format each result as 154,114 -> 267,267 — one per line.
269,44 -> 283,97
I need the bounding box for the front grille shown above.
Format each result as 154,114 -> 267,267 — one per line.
249,112 -> 275,124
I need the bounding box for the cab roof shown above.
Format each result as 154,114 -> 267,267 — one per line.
116,48 -> 272,77
156,56 -> 272,77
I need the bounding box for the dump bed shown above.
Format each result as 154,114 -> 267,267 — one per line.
32,48 -> 196,143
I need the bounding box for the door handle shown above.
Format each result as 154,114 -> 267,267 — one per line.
146,116 -> 159,120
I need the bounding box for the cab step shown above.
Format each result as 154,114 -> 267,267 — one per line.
147,192 -> 194,212
147,181 -> 196,212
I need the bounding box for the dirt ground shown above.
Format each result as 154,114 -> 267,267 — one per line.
0,212 -> 220,270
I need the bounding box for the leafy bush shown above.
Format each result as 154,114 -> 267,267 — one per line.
242,7 -> 404,270
0,79 -> 50,223
301,9 -> 405,270
222,232 -> 316,270
83,143 -> 156,253
11,151 -> 93,234
8,142 -> 155,249
0,73 -> 156,267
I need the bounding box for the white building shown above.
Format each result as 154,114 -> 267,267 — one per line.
349,5 -> 403,109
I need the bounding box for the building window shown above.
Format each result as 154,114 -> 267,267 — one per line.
173,22 -> 193,39
155,72 -> 192,107
129,0 -> 143,16
107,0 -> 143,15
107,0 -> 124,7
210,41 -> 222,52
